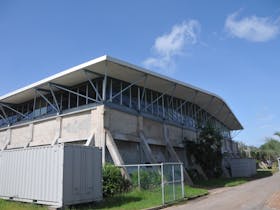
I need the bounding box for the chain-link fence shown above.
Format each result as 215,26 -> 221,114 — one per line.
118,162 -> 184,205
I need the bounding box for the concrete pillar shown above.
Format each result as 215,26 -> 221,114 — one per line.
163,124 -> 194,185
2,128 -> 11,150
52,116 -> 62,145
137,115 -> 157,163
91,106 -> 106,164
25,123 -> 34,147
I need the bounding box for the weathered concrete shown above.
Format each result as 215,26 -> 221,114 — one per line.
0,104 -> 239,184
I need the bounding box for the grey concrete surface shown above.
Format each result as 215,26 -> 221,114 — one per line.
166,172 -> 280,210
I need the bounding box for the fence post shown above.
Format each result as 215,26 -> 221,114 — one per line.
180,163 -> 185,199
161,163 -> 165,205
138,165 -> 140,190
172,164 -> 175,200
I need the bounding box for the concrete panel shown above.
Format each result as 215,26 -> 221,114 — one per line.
10,125 -> 30,147
150,145 -> 166,163
167,125 -> 183,146
61,111 -> 91,141
183,129 -> 196,142
106,108 -> 138,136
116,140 -> 140,164
175,148 -> 188,167
32,119 -> 57,145
0,130 -> 8,148
143,118 -> 164,144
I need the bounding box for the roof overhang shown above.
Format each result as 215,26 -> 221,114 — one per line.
0,55 -> 243,130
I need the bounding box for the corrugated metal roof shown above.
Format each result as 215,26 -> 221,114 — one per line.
0,55 -> 243,130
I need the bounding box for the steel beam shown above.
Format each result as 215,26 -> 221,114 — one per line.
110,75 -> 147,101
83,70 -> 102,101
0,103 -> 27,119
194,96 -> 214,120
140,75 -> 148,105
49,83 -> 99,103
175,91 -> 198,112
0,105 -> 8,124
48,84 -> 60,113
145,84 -> 176,110
35,89 -> 59,113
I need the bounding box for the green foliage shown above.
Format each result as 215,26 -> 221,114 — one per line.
259,138 -> 280,161
241,132 -> 280,162
131,170 -> 161,190
185,124 -> 223,178
102,163 -> 130,197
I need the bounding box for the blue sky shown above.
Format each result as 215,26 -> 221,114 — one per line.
0,0 -> 279,146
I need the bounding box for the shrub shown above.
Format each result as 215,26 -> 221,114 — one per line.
131,170 -> 161,190
102,163 -> 130,197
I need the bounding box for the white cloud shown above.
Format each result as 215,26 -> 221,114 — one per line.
225,11 -> 280,42
143,20 -> 200,73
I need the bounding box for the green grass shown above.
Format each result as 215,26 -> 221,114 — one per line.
185,185 -> 208,198
0,199 -> 46,210
0,169 -> 274,210
194,169 -> 275,189
72,185 -> 208,210
0,185 -> 208,210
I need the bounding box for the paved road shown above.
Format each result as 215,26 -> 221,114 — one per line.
166,172 -> 280,210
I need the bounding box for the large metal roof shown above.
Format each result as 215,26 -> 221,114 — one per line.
0,55 -> 243,130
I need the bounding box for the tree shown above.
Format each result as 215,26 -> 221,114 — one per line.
259,138 -> 280,161
185,124 -> 223,178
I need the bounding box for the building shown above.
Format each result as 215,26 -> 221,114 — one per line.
0,55 -> 243,183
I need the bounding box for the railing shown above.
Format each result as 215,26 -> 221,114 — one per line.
117,162 -> 185,205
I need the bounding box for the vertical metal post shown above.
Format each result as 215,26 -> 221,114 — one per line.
161,163 -> 165,205
120,82 -> 123,105
162,96 -> 165,119
151,91 -> 153,114
86,84 -> 89,104
138,165 -> 140,190
129,86 -> 132,108
32,91 -> 37,119
172,165 -> 175,200
181,163 -> 185,199
137,88 -> 141,111
68,92 -> 71,109
156,93 -> 159,116
59,93 -> 63,111
109,79 -> 112,102
102,62 -> 108,102
76,88 -> 79,107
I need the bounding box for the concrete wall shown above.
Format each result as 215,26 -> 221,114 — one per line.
32,119 -> 57,146
0,108 -> 97,149
103,107 -> 196,165
104,107 -> 196,148
0,105 -> 212,168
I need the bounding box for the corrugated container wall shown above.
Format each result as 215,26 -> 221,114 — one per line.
230,158 -> 256,177
0,144 -> 102,207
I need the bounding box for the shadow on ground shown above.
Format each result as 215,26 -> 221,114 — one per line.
70,195 -> 142,210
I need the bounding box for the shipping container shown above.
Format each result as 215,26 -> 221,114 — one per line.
0,144 -> 102,207
230,158 -> 256,177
